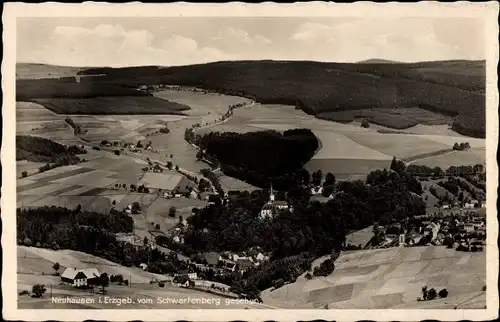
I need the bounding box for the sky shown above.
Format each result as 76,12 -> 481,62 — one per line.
17,17 -> 485,67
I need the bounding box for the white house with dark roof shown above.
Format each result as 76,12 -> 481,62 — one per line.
61,268 -> 100,288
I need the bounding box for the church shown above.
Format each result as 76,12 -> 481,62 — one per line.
260,184 -> 290,219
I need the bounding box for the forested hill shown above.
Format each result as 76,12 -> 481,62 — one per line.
195,129 -> 319,189
78,59 -> 486,138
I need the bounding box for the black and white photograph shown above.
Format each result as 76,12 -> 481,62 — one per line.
2,2 -> 498,321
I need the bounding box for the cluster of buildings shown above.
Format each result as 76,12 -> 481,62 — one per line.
441,198 -> 485,209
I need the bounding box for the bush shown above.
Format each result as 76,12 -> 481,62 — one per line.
168,206 -> 177,218
273,278 -> 285,289
438,288 -> 448,298
427,288 -> 437,300
31,284 -> 47,298
22,171 -> 28,178
361,118 -> 370,128
305,273 -> 312,280
19,290 -> 30,296
158,282 -> 165,287
92,146 -> 101,150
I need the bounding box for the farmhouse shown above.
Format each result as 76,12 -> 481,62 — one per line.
260,185 -> 290,218
61,268 -> 100,288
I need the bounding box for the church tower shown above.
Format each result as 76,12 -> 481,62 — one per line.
269,183 -> 275,202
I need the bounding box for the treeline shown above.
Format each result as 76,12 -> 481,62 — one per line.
406,164 -> 485,177
200,169 -> 224,196
17,206 -> 173,268
16,136 -> 86,170
16,77 -> 151,100
195,129 -> 319,189
64,117 -> 83,136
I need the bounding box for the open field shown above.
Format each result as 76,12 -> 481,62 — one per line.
137,172 -> 184,191
16,151 -> 152,213
344,132 -> 451,160
345,226 -> 374,248
16,63 -> 85,80
262,246 -> 486,309
411,148 -> 486,168
219,175 -> 259,192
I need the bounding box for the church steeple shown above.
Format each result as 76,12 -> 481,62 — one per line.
270,183 -> 275,202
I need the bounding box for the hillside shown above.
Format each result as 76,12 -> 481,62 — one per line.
16,135 -> 86,166
16,63 -> 86,80
74,60 -> 485,138
357,59 -> 400,64
262,246 -> 486,309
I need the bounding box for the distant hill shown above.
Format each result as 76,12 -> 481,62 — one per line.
17,59 -> 486,138
16,63 -> 86,80
357,59 -> 400,64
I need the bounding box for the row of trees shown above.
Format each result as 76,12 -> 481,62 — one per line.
64,117 -> 84,136
406,164 -> 484,177
452,142 -> 471,151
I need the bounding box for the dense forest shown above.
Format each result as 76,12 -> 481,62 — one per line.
195,129 -> 319,189
76,60 -> 486,138
16,135 -> 86,169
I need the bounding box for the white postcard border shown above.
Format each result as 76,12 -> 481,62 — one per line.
2,2 -> 499,321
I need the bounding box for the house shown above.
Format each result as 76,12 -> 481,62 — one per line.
441,203 -> 450,209
464,202 -> 475,209
146,145 -> 153,151
139,263 -> 148,271
204,252 -> 221,267
260,184 -> 290,219
173,275 -> 195,287
190,189 -> 199,199
236,258 -> 255,273
61,268 -> 100,288
152,164 -> 163,173
174,269 -> 198,280
255,252 -> 269,262
224,261 -> 237,272
424,222 -> 441,241
463,223 -> 475,233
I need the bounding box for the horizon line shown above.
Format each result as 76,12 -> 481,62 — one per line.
16,58 -> 487,69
